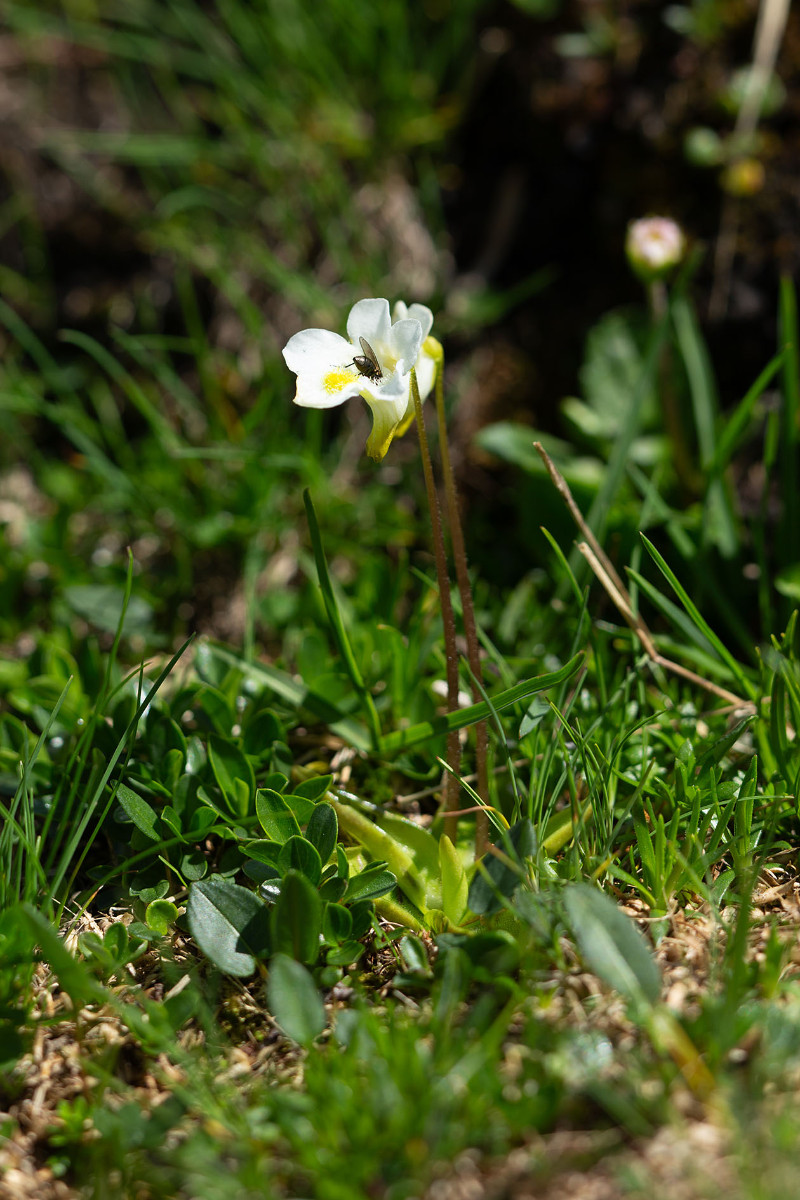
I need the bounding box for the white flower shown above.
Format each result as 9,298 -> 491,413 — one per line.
283,297 -> 437,461
625,217 -> 685,281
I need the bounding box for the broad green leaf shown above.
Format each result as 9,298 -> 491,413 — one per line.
256,788 -> 301,844
267,953 -> 325,1046
332,802 -> 428,910
278,836 -> 322,885
63,584 -> 153,636
293,774 -> 333,801
208,735 -> 255,817
399,935 -> 429,974
115,783 -> 160,842
285,793 -> 316,824
439,835 -> 468,927
244,839 -> 282,865
375,810 -> 440,879
564,883 -> 661,1008
322,902 -> 352,944
271,870 -> 322,964
305,803 -> 337,864
344,867 -> 397,903
242,709 -> 282,758
325,940 -> 364,966
145,899 -> 178,935
187,877 -> 269,977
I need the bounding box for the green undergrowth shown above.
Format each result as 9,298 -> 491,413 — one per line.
3,6 -> 800,1188
3,269 -> 800,1195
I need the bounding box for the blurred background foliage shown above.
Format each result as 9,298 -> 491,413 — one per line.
1,0 -> 799,658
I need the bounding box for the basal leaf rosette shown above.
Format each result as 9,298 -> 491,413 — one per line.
283,297 -> 436,460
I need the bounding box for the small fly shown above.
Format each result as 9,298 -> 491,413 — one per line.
347,337 -> 383,382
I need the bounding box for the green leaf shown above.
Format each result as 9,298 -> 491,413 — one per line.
187,878 -> 269,976
278,836 -> 322,885
285,793 -> 316,824
564,883 -> 661,1009
325,940 -> 363,967
271,870 -> 322,964
322,902 -> 353,944
208,735 -> 255,817
379,654 -> 583,753
468,820 -> 536,916
293,775 -> 333,801
344,867 -> 397,903
115,783 -> 161,842
399,935 -> 430,974
267,953 -> 326,1046
256,788 -> 301,844
145,899 -> 179,935
318,876 -> 348,903
439,835 -> 468,926
305,803 -> 338,864
63,584 -> 153,636
348,900 -> 375,939
332,802 -> 428,910
244,839 -> 283,866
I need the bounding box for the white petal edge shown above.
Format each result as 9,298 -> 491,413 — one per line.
403,303 -> 433,341
389,318 -> 424,375
347,298 -> 391,349
414,351 -> 436,401
283,328 -> 354,375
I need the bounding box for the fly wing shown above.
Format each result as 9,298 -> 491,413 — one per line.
358,337 -> 381,375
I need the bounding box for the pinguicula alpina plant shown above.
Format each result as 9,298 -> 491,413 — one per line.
282,298 -> 438,461
283,297 -> 489,856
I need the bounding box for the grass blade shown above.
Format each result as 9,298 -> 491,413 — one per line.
304,489 -> 382,750
639,535 -> 755,698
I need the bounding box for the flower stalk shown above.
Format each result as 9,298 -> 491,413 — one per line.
432,359 -> 490,856
410,368 -> 462,836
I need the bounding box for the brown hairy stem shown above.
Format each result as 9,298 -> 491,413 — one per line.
412,369 -> 462,838
433,362 -> 490,857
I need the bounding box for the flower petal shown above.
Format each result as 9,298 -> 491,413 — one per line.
403,303 -> 434,341
414,348 -> 436,401
347,298 -> 392,349
293,368 -> 363,410
360,387 -> 409,461
282,328 -> 354,376
389,318 -> 424,375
